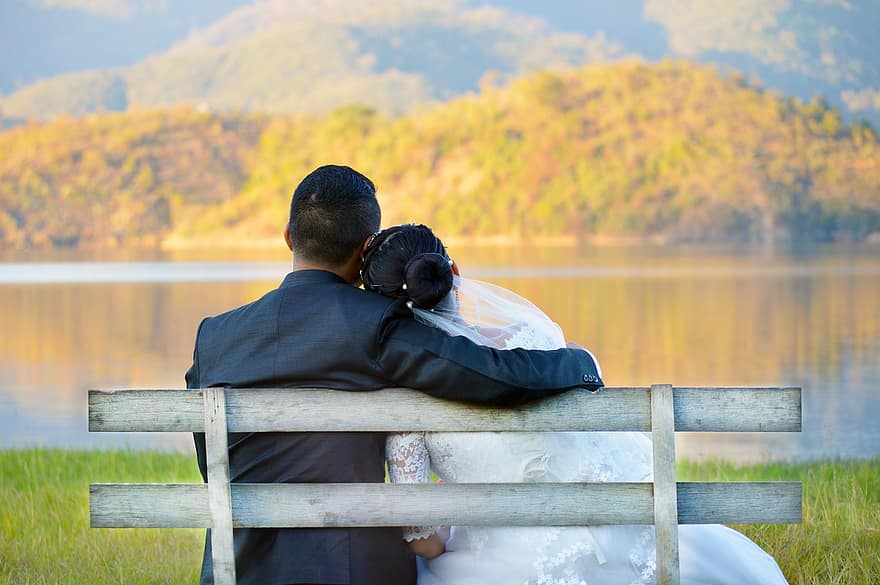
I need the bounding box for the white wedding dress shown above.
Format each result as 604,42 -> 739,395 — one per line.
386,277 -> 789,585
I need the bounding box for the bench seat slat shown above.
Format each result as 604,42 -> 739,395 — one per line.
89,387 -> 801,433
90,481 -> 802,529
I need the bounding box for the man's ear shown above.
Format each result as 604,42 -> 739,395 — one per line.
284,223 -> 293,252
451,260 -> 461,276
359,235 -> 373,258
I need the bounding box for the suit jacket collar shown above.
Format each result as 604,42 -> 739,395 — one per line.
280,269 -> 349,288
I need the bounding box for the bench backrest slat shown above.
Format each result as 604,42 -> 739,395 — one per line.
88,387 -> 802,433
89,481 -> 803,529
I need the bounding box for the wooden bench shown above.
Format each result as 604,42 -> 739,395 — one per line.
89,384 -> 802,585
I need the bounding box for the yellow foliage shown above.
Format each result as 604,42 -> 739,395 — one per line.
1,62 -> 879,249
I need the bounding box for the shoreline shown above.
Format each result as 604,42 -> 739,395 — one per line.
159,233 -> 649,250
4,233 -> 880,255
157,232 -> 880,250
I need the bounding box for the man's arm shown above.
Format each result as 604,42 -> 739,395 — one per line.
186,318 -> 209,482
375,306 -> 602,405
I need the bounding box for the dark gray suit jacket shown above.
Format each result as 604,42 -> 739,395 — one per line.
186,269 -> 602,585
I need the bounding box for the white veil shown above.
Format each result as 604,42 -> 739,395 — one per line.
410,276 -> 566,351
411,276 -> 602,377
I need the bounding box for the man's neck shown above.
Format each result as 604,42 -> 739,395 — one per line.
292,258 -> 358,285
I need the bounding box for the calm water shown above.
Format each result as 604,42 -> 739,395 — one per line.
1,244 -> 878,462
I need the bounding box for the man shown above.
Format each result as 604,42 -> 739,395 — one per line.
186,165 -> 603,585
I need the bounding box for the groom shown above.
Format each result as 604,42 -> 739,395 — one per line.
186,164 -> 603,585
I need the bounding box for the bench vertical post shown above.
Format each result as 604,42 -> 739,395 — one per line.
651,383 -> 680,585
203,387 -> 237,585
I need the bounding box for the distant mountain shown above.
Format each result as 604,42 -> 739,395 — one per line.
0,0 -> 250,93
2,0 -> 878,122
490,0 -> 880,122
3,61 -> 878,249
0,0 -> 620,118
642,0 -> 880,121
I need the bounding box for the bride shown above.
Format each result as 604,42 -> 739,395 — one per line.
361,223 -> 790,585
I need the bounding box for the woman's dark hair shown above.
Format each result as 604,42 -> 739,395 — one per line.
361,224 -> 454,309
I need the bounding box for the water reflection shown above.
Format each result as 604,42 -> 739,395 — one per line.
0,245 -> 878,462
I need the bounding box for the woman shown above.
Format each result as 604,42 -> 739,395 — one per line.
361,223 -> 789,585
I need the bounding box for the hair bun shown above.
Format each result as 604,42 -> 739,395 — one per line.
403,252 -> 454,309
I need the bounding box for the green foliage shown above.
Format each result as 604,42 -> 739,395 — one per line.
2,61 -> 879,249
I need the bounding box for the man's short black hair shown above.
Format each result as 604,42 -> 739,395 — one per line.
289,165 -> 380,266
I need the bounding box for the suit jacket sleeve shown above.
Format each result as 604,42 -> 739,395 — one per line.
186,318 -> 209,482
374,303 -> 603,405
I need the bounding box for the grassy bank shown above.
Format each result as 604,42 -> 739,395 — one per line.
1,449 -> 877,584
677,460 -> 879,584
1,449 -> 203,584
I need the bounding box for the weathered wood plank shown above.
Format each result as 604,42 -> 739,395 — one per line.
677,482 -> 802,524
89,481 -> 802,528
203,388 -> 236,585
224,387 -> 652,432
91,484 -> 209,528
89,389 -> 203,432
88,387 -> 801,433
675,387 -> 801,432
652,384 -> 681,585
87,388 -> 649,432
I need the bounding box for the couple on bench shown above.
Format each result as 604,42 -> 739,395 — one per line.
187,165 -> 788,585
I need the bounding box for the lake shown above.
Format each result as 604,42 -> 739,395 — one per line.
1,244 -> 878,462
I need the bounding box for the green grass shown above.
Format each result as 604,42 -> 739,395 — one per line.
1,449 -> 877,584
0,449 -> 203,584
677,459 -> 880,585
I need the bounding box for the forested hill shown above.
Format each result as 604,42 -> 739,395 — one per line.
1,61 -> 879,249
0,109 -> 267,248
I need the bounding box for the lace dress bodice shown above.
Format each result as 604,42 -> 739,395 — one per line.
386,430 -> 657,585
388,431 -> 653,485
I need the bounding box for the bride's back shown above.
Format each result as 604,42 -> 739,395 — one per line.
423,431 -> 654,484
